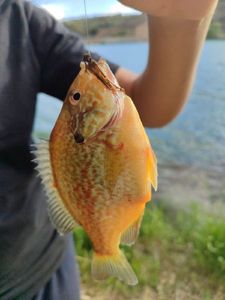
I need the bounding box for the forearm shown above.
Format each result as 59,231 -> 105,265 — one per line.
132,15 -> 213,128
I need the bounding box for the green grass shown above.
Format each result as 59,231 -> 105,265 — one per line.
73,202 -> 225,299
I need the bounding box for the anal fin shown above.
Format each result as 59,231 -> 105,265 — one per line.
120,213 -> 143,246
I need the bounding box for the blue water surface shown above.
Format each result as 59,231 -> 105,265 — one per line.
33,41 -> 225,172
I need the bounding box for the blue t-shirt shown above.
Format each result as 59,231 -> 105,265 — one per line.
0,0 -> 119,298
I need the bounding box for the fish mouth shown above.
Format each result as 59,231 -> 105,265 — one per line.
83,54 -> 124,93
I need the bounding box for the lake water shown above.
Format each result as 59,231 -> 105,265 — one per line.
33,41 -> 225,173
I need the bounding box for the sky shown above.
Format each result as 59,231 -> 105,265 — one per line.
32,0 -> 139,20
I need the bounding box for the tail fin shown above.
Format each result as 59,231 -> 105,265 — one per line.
92,250 -> 138,286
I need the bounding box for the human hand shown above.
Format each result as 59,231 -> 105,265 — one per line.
119,0 -> 218,20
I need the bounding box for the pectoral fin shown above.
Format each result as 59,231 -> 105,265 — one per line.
120,213 -> 143,246
147,146 -> 158,191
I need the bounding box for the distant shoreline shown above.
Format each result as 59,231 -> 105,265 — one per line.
88,37 -> 147,44
87,37 -> 225,45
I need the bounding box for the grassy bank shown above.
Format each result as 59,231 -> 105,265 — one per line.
73,201 -> 225,299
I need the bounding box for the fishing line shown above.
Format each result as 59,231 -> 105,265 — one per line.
83,0 -> 91,55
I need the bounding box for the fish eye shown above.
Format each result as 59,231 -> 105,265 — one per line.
69,90 -> 81,105
73,92 -> 80,101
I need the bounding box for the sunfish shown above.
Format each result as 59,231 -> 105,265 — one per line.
34,54 -> 158,286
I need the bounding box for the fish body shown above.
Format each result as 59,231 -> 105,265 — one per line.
35,56 -> 157,285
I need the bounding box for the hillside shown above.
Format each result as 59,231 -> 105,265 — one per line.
64,14 -> 147,43
208,0 -> 225,38
64,1 -> 225,42
215,0 -> 225,32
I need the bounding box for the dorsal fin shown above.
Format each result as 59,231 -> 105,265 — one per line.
32,140 -> 77,235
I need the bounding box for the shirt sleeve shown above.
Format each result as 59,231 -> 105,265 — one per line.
24,1 -> 120,100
